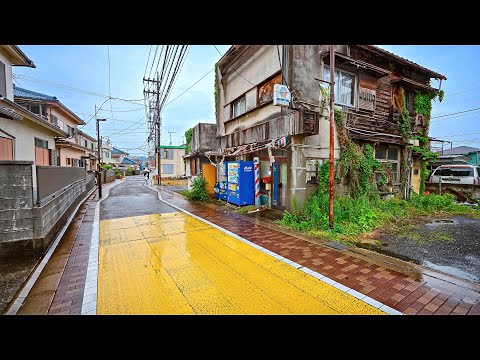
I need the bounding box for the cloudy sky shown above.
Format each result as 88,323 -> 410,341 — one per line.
13,45 -> 480,154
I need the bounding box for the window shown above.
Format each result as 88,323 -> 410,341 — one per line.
375,144 -> 400,183
41,105 -> 47,118
324,66 -> 355,107
162,164 -> 174,174
67,125 -> 75,137
232,96 -> 246,118
35,137 -> 50,166
257,73 -> 282,106
67,158 -> 71,165
0,136 -> 13,160
0,61 -> 6,97
84,139 -> 88,148
306,159 -> 322,184
51,115 -> 59,126
91,143 -> 94,150
434,167 -> 474,177
160,148 -> 174,159
405,90 -> 415,114
30,104 -> 41,115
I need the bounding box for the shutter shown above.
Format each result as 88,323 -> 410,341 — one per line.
358,87 -> 376,111
0,61 -> 6,97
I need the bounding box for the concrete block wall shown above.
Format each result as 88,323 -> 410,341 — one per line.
0,161 -> 34,251
0,161 -> 94,256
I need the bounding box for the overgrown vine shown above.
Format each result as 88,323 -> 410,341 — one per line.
334,109 -> 381,199
397,87 -> 412,141
184,128 -> 193,154
214,62 -> 219,120
410,91 -> 442,193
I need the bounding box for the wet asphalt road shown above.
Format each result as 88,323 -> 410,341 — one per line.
100,176 -> 176,220
376,216 -> 480,283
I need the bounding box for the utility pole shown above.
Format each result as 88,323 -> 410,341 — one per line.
328,46 -> 335,229
144,72 -> 162,185
314,47 -> 336,229
96,105 -> 107,198
168,130 -> 176,145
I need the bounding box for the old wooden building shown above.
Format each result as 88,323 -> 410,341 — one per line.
212,45 -> 446,211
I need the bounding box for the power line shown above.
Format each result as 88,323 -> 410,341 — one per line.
98,106 -> 144,113
78,97 -> 110,129
148,45 -> 159,79
13,74 -> 149,104
162,46 -> 190,109
276,45 -> 290,89
431,131 -> 480,139
144,45 -> 152,78
213,45 -> 254,85
431,107 -> 480,120
107,45 -> 114,130
166,67 -> 213,106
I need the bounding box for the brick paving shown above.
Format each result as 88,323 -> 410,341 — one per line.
47,192 -> 97,315
17,181 -> 119,315
159,188 -> 480,315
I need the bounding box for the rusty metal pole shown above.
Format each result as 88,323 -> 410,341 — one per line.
328,46 -> 335,229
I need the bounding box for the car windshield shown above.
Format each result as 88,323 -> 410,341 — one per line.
434,167 -> 474,177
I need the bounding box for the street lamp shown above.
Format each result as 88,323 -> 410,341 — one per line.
96,117 -> 107,198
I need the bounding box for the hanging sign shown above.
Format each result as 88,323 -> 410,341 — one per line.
273,84 -> 291,107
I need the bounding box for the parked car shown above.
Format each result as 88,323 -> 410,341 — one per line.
429,165 -> 480,185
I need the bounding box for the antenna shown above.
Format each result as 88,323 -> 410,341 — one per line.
168,130 -> 176,145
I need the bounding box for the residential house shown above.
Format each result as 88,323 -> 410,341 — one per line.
76,129 -> 97,171
120,157 -> 140,170
111,147 -> 128,166
0,45 -> 68,196
214,45 -> 446,210
184,123 -> 219,190
159,145 -> 186,178
100,139 -> 115,165
13,85 -> 91,169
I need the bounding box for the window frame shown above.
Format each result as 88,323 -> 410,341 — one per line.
162,163 -> 174,174
232,96 -> 247,118
257,73 -> 282,107
374,144 -> 400,184
324,65 -> 357,108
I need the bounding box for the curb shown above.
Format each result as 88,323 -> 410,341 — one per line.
81,179 -> 124,315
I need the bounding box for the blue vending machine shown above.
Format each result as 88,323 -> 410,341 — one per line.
218,162 -> 227,201
226,161 -> 255,206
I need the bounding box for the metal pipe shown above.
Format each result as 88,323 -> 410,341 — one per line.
328,46 -> 335,229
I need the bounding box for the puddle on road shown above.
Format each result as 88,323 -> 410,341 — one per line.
422,261 -> 480,282
426,219 -> 458,227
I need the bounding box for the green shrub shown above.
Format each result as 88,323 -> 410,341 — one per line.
184,177 -> 209,202
103,165 -> 113,170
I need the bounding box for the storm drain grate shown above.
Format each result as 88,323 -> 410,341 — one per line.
325,241 -> 351,250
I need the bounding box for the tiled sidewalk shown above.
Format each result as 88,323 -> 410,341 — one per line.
158,188 -> 480,315
16,181 -> 120,315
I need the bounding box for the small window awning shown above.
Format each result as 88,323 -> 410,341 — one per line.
391,77 -> 437,93
0,105 -> 23,120
322,52 -> 391,76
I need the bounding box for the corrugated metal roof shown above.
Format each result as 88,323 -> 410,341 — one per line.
121,157 -> 139,165
13,84 -> 57,101
437,146 -> 480,155
112,147 -> 128,155
361,45 -> 447,80
160,145 -> 186,149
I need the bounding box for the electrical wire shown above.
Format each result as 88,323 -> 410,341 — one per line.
431,107 -> 480,120
213,45 -> 254,85
276,45 -> 290,89
144,45 -> 152,78
13,74 -> 149,104
148,45 -> 159,79
107,45 -> 114,130
166,67 -> 213,106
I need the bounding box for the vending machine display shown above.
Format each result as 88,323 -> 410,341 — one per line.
218,162 -> 227,201
225,161 -> 254,206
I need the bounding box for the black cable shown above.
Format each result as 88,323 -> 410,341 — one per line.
213,45 -> 254,85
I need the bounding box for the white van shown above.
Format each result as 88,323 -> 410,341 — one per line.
429,165 -> 480,185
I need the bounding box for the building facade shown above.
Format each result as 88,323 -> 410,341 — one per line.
159,145 -> 186,178
13,85 -> 95,169
0,45 -> 68,197
214,45 -> 446,211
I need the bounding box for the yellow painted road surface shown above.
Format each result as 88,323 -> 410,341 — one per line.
97,212 -> 384,315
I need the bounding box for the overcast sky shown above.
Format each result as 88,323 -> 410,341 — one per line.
13,45 -> 480,155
